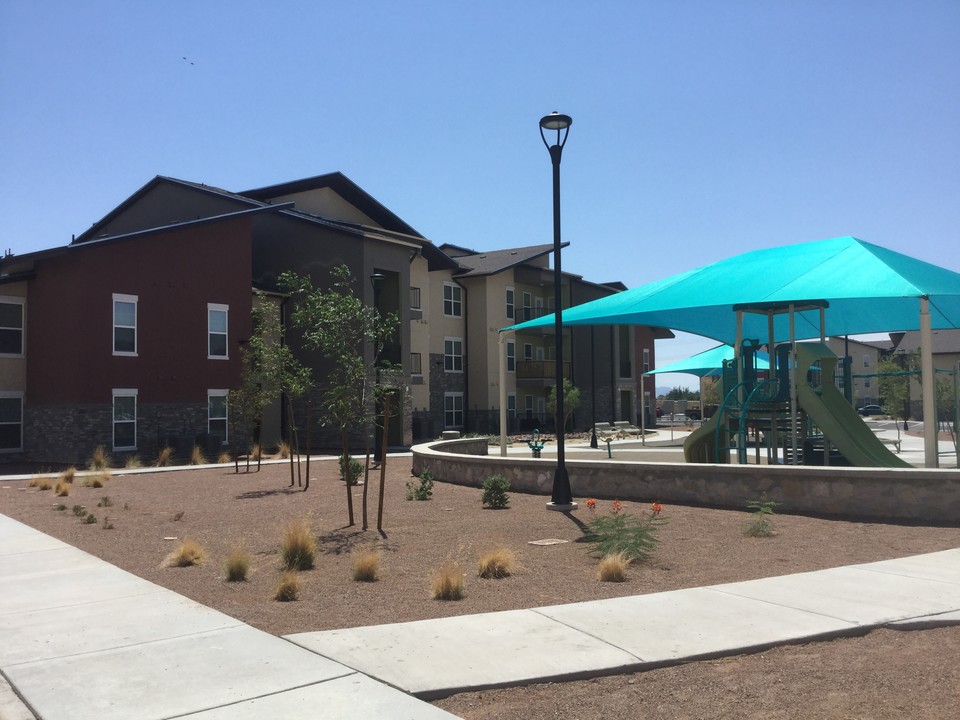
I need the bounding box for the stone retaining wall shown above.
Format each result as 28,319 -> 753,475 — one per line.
412,438 -> 960,524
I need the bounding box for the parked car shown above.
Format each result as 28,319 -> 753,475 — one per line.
857,404 -> 885,416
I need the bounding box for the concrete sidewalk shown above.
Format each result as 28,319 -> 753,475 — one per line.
3,512 -> 959,718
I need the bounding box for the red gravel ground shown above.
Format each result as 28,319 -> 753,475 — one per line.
2,457 -> 959,719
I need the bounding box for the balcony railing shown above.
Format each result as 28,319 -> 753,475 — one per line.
518,306 -> 552,322
516,360 -> 570,380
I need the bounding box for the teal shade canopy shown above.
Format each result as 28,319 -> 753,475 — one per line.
506,237 -> 960,343
644,344 -> 769,377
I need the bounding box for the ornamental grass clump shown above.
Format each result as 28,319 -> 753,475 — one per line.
477,547 -> 517,579
163,537 -> 206,567
280,518 -> 316,571
60,467 -> 77,484
583,499 -> 668,563
745,493 -> 780,538
274,570 -> 301,601
29,478 -> 52,491
155,446 -> 174,467
351,550 -> 381,582
225,541 -> 251,582
597,552 -> 630,582
431,561 -> 465,601
88,446 -> 110,471
190,446 -> 207,465
54,480 -> 70,497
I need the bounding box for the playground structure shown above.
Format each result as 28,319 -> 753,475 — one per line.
683,339 -> 911,467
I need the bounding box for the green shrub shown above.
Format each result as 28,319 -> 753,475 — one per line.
583,502 -> 667,562
746,493 -> 780,537
339,454 -> 363,486
405,471 -> 434,501
481,474 -> 510,509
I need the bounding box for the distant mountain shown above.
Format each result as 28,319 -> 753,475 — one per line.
656,386 -> 672,397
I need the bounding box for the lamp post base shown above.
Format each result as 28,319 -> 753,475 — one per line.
546,501 -> 579,512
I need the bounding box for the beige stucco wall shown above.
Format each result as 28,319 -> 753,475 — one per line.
409,255 -> 431,412
266,188 -> 379,228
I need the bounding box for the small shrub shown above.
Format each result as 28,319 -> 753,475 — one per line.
163,537 -> 206,567
225,542 -> 251,582
277,441 -> 290,459
72,504 -> 87,517
405,471 -> 434,501
339,454 -> 363,485
583,501 -> 668,562
598,552 -> 630,582
477,547 -> 517,579
217,451 -> 232,464
82,513 -> 98,525
280,518 -> 316,571
746,494 -> 780,538
190,446 -> 207,465
60,467 -> 77,484
54,504 -> 67,511
124,455 -> 143,469
431,561 -> 465,601
30,478 -> 53,491
88,446 -> 111,471
97,496 -> 113,508
481,474 -> 510,509
172,510 -> 185,521
274,570 -> 301,601
101,516 -> 114,530
54,480 -> 70,497
352,551 -> 381,582
156,446 -> 174,467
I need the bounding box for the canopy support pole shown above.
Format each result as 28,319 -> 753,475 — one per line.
768,312 -> 778,463
735,310 -> 744,464
920,297 -> 938,468
498,332 -> 508,457
789,304 -> 798,465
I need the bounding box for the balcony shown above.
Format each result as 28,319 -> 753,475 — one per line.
516,359 -> 570,388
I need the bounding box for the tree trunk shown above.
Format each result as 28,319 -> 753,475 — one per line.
342,428 -> 354,526
304,399 -> 312,491
362,443 -> 371,531
377,393 -> 390,532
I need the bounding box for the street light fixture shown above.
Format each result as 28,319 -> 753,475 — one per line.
539,112 -> 577,511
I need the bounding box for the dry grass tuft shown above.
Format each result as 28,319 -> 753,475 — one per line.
29,477 -> 53,490
225,541 -> 251,582
274,570 -> 301,601
217,451 -> 232,464
60,467 -> 77,484
597,552 -> 630,583
54,480 -> 70,497
352,551 -> 381,582
477,547 -> 517,579
277,441 -> 290,459
431,561 -> 465,601
280,518 -> 316,571
251,444 -> 262,461
163,537 -> 206,568
124,455 -> 142,469
156,446 -> 174,467
88,446 -> 111,471
190,446 -> 207,465
82,472 -> 108,488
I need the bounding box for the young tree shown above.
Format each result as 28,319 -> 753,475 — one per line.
281,265 -> 398,527
547,379 -> 581,433
878,355 -> 913,435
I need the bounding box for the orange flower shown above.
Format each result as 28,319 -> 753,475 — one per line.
585,498 -> 597,511
611,500 -> 623,514
651,502 -> 664,515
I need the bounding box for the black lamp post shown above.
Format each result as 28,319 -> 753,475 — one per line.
370,272 -> 385,463
539,112 -> 576,511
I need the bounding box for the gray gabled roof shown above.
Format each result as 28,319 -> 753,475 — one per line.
441,243 -> 562,278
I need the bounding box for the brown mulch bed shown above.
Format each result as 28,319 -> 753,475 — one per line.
2,458 -> 959,718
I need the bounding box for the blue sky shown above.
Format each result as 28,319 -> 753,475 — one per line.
2,1 -> 957,391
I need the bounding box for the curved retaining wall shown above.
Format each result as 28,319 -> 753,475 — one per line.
412,438 -> 960,524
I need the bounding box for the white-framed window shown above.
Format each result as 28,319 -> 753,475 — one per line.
0,297 -> 24,356
524,394 -> 534,419
864,376 -> 871,388
113,293 -> 137,356
112,389 -> 137,451
444,392 -> 464,428
643,348 -> 651,373
0,392 -> 23,452
522,292 -> 531,321
443,283 -> 462,317
863,354 -> 870,368
505,287 -> 514,320
507,393 -> 516,417
208,303 -> 229,359
506,340 -> 516,372
444,337 -> 463,372
535,296 -> 544,316
208,390 -> 228,443
523,343 -> 533,360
